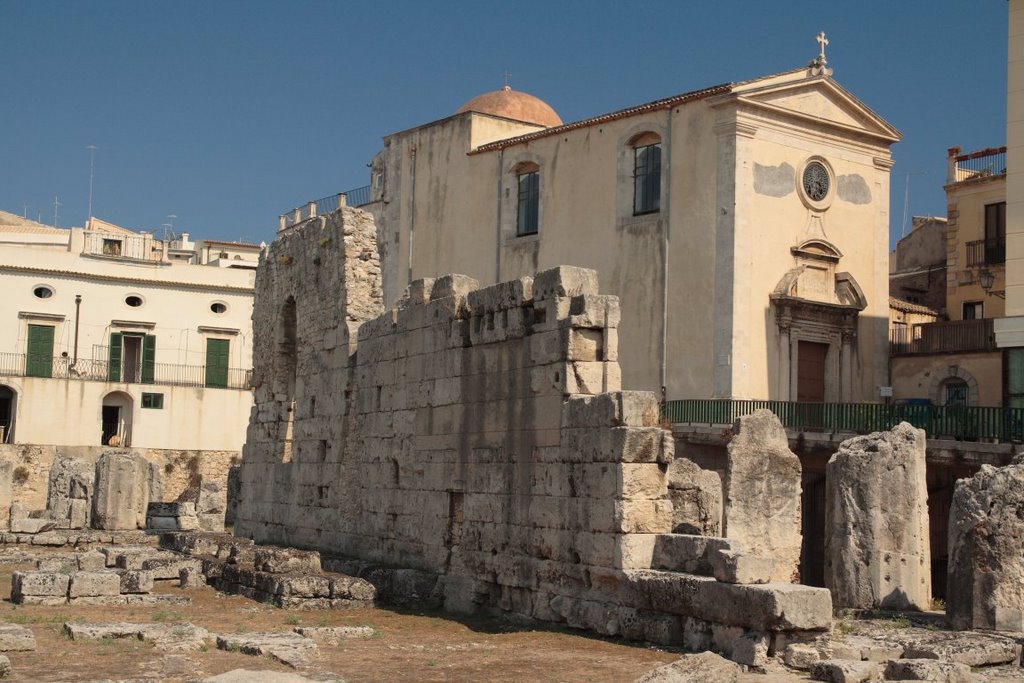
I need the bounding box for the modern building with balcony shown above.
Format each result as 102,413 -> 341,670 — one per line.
0,211 -> 257,451
888,146 -> 1010,409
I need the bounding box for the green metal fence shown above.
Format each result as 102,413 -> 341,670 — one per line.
664,399 -> 1024,443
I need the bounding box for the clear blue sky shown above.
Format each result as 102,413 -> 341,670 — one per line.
0,1 -> 1008,248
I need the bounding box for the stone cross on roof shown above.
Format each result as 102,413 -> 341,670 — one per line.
816,31 -> 829,66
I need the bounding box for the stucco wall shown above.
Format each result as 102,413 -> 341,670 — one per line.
0,377 -> 251,451
946,178 -> 1006,320
890,352 -> 1002,406
371,69 -> 896,403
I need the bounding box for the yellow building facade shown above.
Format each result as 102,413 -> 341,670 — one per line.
364,60 -> 899,402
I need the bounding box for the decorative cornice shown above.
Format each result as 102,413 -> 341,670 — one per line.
18,311 -> 65,322
198,326 -> 240,336
873,156 -> 895,170
111,320 -> 156,330
0,264 -> 254,295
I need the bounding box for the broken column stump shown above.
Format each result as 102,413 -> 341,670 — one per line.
723,410 -> 802,582
947,457 -> 1024,630
824,422 -> 930,611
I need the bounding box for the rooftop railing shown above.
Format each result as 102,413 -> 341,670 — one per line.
0,353 -> 251,390
666,398 -> 1024,443
966,238 -> 1005,267
278,185 -> 373,232
889,318 -> 995,356
948,146 -> 1007,184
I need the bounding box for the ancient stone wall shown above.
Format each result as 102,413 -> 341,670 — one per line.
235,209 -> 832,656
0,444 -> 238,515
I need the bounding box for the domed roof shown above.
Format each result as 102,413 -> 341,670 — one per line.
456,86 -> 562,128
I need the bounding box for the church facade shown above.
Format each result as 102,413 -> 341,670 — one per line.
363,51 -> 900,402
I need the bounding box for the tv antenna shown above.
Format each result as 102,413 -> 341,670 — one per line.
86,145 -> 98,221
52,196 -> 60,228
900,171 -> 926,238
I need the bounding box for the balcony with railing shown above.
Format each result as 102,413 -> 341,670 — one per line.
966,238 -> 1006,267
278,185 -> 373,232
889,318 -> 995,356
81,231 -> 159,262
948,146 -> 1007,184
0,352 -> 251,390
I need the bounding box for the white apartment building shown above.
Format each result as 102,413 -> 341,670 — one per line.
0,211 -> 258,451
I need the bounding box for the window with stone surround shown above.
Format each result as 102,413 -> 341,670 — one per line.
516,165 -> 540,236
632,133 -> 662,215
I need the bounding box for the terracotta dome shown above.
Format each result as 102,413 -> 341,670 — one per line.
456,86 -> 562,127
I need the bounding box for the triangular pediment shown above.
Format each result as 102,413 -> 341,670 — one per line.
722,71 -> 901,144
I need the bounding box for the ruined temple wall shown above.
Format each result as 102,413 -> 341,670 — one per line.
234,207 -> 382,544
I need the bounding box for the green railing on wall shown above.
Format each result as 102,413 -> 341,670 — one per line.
664,399 -> 1024,443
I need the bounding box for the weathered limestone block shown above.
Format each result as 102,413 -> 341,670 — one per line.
254,547 -> 321,574
651,534 -> 733,575
215,632 -> 317,668
882,659 -> 973,683
69,571 -> 122,598
46,455 -> 94,529
179,566 -> 206,589
0,624 -> 36,651
120,570 -> 155,594
532,266 -> 599,303
947,458 -> 1024,631
667,457 -> 722,535
723,410 -> 801,583
0,461 -> 12,530
710,549 -> 774,585
825,423 -> 930,611
809,660 -> 881,683
635,651 -> 741,683
176,479 -> 227,532
93,450 -> 159,530
11,571 -> 69,603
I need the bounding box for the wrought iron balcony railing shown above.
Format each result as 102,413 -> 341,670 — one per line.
0,352 -> 251,390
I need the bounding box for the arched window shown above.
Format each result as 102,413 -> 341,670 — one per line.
631,132 -> 661,215
515,162 -> 540,236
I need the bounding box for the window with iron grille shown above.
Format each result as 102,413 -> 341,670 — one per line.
985,201 -> 1006,264
633,143 -> 661,215
517,171 -> 539,236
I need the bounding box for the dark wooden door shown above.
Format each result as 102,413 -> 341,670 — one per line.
797,341 -> 828,403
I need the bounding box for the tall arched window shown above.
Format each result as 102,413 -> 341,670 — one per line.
631,132 -> 662,215
515,162 -> 540,236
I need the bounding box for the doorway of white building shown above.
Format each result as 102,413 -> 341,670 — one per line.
101,391 -> 133,446
0,385 -> 15,444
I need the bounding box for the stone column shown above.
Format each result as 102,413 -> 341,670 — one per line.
723,410 -> 802,582
840,327 -> 855,403
824,423 -> 930,610
777,317 -> 792,401
947,457 -> 1024,630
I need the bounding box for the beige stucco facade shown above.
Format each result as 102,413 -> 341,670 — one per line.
945,171 -> 1006,320
364,66 -> 899,402
0,213 -> 255,451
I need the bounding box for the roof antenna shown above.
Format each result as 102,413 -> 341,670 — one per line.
503,70 -> 512,91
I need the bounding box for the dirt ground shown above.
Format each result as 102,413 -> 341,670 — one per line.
0,548 -> 681,683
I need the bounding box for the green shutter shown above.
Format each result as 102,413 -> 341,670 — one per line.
107,332 -> 122,382
25,325 -> 54,378
141,334 -> 156,384
205,338 -> 229,388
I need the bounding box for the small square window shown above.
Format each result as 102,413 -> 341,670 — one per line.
141,392 -> 164,409
102,239 -> 122,256
963,301 -> 984,320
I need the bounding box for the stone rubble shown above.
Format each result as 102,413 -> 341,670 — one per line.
63,621 -> 210,651
216,631 -> 318,668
